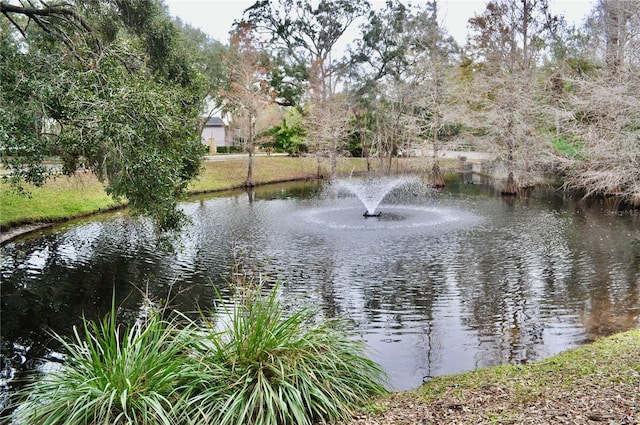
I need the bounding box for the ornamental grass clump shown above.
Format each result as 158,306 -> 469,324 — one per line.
11,283 -> 387,425
12,305 -> 200,425
186,284 -> 388,425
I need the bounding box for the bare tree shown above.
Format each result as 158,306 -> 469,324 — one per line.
304,86 -> 353,178
587,0 -> 640,73
366,77 -> 416,175
220,25 -> 273,187
404,1 -> 459,187
465,0 -> 553,194
558,70 -> 640,206
550,1 -> 640,206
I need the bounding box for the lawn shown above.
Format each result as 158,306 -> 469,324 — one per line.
0,172 -> 122,228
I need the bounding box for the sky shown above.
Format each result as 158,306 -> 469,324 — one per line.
165,0 -> 596,46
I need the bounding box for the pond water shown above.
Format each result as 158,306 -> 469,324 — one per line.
1,174 -> 639,402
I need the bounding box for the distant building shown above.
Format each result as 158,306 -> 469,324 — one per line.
201,117 -> 226,154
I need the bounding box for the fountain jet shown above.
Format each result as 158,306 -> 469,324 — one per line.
333,176 -> 418,218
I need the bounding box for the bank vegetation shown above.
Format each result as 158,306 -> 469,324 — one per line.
348,329 -> 640,424
10,283 -> 388,425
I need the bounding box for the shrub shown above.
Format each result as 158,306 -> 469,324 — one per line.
11,304 -> 200,425
185,284 -> 388,425
12,284 -> 387,425
216,145 -> 243,153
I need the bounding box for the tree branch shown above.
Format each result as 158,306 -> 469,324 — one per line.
1,2 -> 92,32
1,1 -> 101,52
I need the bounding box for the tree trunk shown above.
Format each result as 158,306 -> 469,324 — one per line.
246,149 -> 254,187
431,95 -> 445,187
330,140 -> 338,177
316,156 -> 323,179
501,172 -> 517,195
431,162 -> 445,187
387,143 -> 395,174
428,4 -> 445,189
245,116 -> 255,188
604,1 -> 628,74
502,126 -> 516,195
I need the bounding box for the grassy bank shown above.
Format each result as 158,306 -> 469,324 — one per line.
0,156 -> 433,229
0,157 -> 320,229
350,329 -> 640,424
0,172 -> 122,229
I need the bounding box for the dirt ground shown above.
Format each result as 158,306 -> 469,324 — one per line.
349,381 -> 639,424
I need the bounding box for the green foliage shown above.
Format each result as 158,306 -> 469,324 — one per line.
0,1 -> 209,230
11,282 -> 387,425
261,118 -> 306,155
266,54 -> 308,107
12,303 -> 199,425
623,121 -> 640,132
242,0 -> 370,107
173,16 -> 229,109
0,21 -> 54,188
566,57 -> 600,76
419,122 -> 461,142
187,283 -> 388,425
216,145 -> 244,153
439,123 -> 462,141
348,0 -> 411,93
552,138 -> 585,159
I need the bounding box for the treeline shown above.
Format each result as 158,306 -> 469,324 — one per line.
225,0 -> 640,202
2,1 -> 639,232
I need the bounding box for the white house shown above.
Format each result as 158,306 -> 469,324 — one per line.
201,117 -> 226,154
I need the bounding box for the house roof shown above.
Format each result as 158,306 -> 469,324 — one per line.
204,117 -> 225,127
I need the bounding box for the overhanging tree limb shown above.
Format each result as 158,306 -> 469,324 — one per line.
1,1 -> 93,32
1,0 -> 101,52
1,0 -> 210,231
